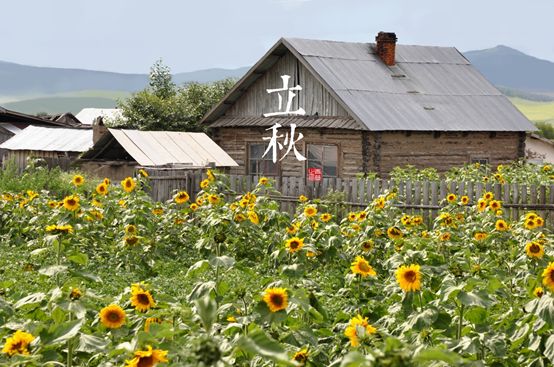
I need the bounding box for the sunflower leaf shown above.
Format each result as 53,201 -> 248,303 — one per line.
38,265 -> 68,277
14,292 -> 46,309
43,319 -> 84,345
186,260 -> 210,277
236,328 -> 294,365
195,295 -> 217,332
76,333 -> 108,353
544,334 -> 554,363
209,256 -> 235,269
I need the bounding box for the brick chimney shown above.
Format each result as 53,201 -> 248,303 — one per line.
375,32 -> 397,66
92,116 -> 108,144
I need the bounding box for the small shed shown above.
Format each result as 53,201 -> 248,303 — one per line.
526,133 -> 554,164
80,126 -> 237,199
0,126 -> 93,171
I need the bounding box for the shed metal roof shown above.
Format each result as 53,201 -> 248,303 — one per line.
0,123 -> 22,135
0,126 -> 93,152
99,129 -> 238,167
75,108 -> 123,125
202,37 -> 535,132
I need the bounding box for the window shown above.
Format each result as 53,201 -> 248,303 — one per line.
470,157 -> 489,165
248,143 -> 278,176
307,144 -> 338,177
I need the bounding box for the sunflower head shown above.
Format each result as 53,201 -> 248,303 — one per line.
285,237 -> 304,253
542,262 -> 554,291
446,193 -> 457,203
483,192 -> 494,201
263,288 -> 288,313
304,206 -> 317,217
234,213 -> 246,222
258,177 -> 269,185
396,264 -> 422,292
138,169 -> 149,178
460,196 -> 469,205
357,211 -> 368,221
200,179 -> 210,189
361,240 -> 373,252
350,256 -> 376,277
72,175 -> 84,187
387,226 -> 403,239
292,349 -> 309,366
121,177 -> 136,193
248,211 -> 259,225
320,213 -> 332,222
125,345 -> 168,367
473,232 -> 487,241
144,318 -> 163,332
96,183 -> 108,195
190,203 -> 199,211
103,177 -> 111,185
130,285 -> 156,312
489,200 -> 501,211
298,195 -> 308,203
174,191 -> 190,204
99,304 -> 126,329
439,232 -> 451,241
347,212 -> 357,221
1,330 -> 35,356
208,194 -> 220,205
533,287 -> 544,298
63,195 -> 80,211
70,288 -> 83,301
125,224 -> 137,235
125,236 -> 139,246
526,241 -> 544,259
495,219 -> 509,231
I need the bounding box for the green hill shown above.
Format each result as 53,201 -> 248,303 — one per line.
509,97 -> 554,123
3,96 -> 118,114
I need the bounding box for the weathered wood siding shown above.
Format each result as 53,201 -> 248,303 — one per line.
225,52 -> 349,117
213,127 -> 364,177
3,150 -> 77,172
214,128 -> 523,178
374,131 -> 522,175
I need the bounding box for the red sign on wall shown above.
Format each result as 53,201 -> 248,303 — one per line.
308,168 -> 322,182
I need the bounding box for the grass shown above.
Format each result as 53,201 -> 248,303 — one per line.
509,97 -> 554,123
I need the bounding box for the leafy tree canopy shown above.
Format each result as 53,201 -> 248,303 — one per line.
110,60 -> 235,131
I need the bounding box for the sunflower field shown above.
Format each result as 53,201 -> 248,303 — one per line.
0,170 -> 553,367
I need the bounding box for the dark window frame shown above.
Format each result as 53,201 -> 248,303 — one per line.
246,142 -> 280,176
306,143 -> 339,178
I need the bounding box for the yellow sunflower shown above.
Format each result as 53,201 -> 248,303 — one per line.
542,262 -> 554,291
70,288 -> 82,301
130,285 -> 156,312
152,208 -> 163,215
144,318 -> 163,332
200,179 -> 210,189
121,177 -> 136,193
103,177 -> 111,186
190,203 -> 199,211
446,193 -> 457,203
99,304 -> 126,329
207,169 -> 215,181
248,211 -> 259,225
525,241 -> 544,259
536,217 -> 545,227
138,169 -> 149,178
125,224 -> 137,235
473,232 -> 488,241
63,195 -> 80,211
46,224 -> 74,234
460,196 -> 470,205
495,219 -> 509,231
263,288 -> 288,312
298,195 -> 308,203
347,212 -> 357,221
533,287 -> 544,298
2,330 -> 35,356
304,206 -> 317,217
320,213 -> 332,222
396,264 -> 422,292
344,315 -> 377,347
361,240 -> 373,252
477,198 -> 487,212
387,226 -> 403,239
96,182 -> 108,195
350,256 -> 376,277
208,194 -> 220,205
483,191 -> 494,201
174,191 -> 190,204
125,345 -> 168,367
439,232 -> 451,241
125,236 -> 139,246
234,213 -> 246,222
373,196 -> 386,209
258,177 -> 269,185
489,200 -> 502,211
357,211 -> 368,221
524,218 -> 537,230
286,224 -> 299,234
401,214 -> 411,226
285,237 -> 304,253
292,349 -> 308,366
412,215 -> 423,225
72,175 -> 85,187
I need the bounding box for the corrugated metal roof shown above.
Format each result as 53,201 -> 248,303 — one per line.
75,108 -> 123,125
210,116 -> 364,130
0,126 -> 93,152
107,129 -> 238,167
202,37 -> 535,132
0,123 -> 22,134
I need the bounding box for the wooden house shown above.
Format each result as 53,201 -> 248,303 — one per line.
201,33 -> 536,179
0,126 -> 93,171
526,133 -> 554,164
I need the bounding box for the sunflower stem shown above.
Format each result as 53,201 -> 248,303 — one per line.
67,313 -> 73,367
457,303 -> 464,340
417,291 -> 424,311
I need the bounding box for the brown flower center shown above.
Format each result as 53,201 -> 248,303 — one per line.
530,244 -> 541,253
137,356 -> 155,367
289,241 -> 299,250
108,311 -> 121,322
358,262 -> 370,273
270,294 -> 283,307
67,199 -> 76,206
404,270 -> 417,282
137,293 -> 150,305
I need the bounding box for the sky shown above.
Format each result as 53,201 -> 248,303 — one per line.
1,0 -> 553,74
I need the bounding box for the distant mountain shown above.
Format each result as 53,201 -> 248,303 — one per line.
464,45 -> 554,94
0,61 -> 248,97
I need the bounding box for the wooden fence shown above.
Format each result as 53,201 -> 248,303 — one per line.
148,172 -> 554,224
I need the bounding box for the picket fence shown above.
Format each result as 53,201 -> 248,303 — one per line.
148,171 -> 554,224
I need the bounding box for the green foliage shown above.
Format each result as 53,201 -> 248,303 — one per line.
113,60 -> 235,131
534,121 -> 554,140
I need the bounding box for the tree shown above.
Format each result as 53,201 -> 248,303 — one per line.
111,60 -> 235,131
